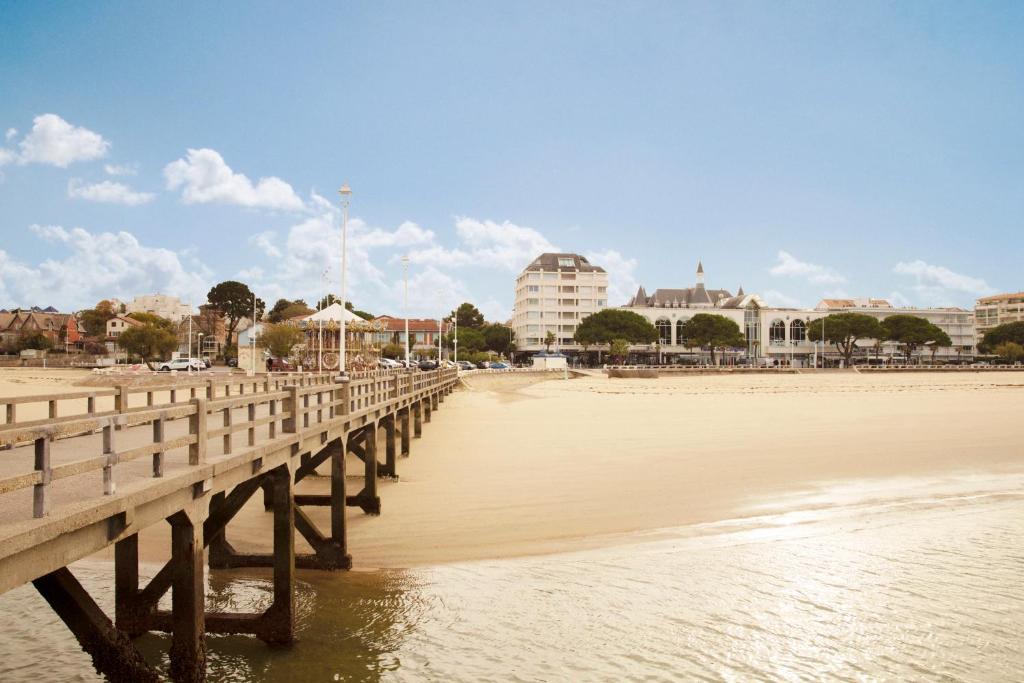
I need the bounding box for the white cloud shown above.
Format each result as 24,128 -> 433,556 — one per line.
17,114 -> 110,167
104,163 -> 137,176
770,250 -> 846,284
0,226 -> 210,310
67,179 -> 155,206
0,148 -> 14,167
585,249 -> 637,306
893,260 -> 995,305
249,231 -> 282,258
4,128 -> 16,142
761,289 -> 804,308
403,217 -> 558,272
163,148 -> 305,211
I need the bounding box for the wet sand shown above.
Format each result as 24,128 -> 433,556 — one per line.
77,369 -> 1024,568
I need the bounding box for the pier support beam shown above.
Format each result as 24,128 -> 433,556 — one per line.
33,567 -> 159,683
168,510 -> 205,683
399,408 -> 410,456
413,401 -> 423,437
381,415 -> 397,478
423,397 -> 432,424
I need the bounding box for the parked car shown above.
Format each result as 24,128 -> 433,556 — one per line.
418,360 -> 438,371
157,358 -> 205,372
476,360 -> 490,369
267,358 -> 295,372
456,360 -> 474,371
201,358 -> 212,369
489,361 -> 510,370
226,357 -> 238,367
378,358 -> 403,369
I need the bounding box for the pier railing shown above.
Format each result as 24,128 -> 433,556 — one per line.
0,369 -> 456,520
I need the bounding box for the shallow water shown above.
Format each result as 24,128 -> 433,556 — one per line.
1,476 -> 1022,682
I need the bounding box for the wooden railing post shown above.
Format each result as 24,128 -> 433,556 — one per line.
152,414 -> 165,478
102,420 -> 117,496
114,385 -> 127,431
206,379 -> 215,400
283,385 -> 299,433
86,395 -> 96,415
33,435 -> 52,518
48,400 -> 57,419
302,393 -> 310,429
247,402 -> 256,447
269,399 -> 277,439
339,378 -> 351,416
223,406 -> 233,455
5,402 -> 15,426
189,398 -> 207,465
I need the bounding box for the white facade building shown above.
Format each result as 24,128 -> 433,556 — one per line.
512,253 -> 609,357
125,294 -> 193,322
621,264 -> 976,365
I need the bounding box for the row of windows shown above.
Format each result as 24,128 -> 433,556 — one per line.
520,285 -> 607,294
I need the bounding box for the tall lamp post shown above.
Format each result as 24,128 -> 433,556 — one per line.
318,268 -> 328,373
402,256 -> 410,368
437,291 -> 443,364
337,183 -> 352,378
250,293 -> 257,376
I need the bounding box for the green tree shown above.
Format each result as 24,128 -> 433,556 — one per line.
994,341 -> 1024,363
260,323 -> 305,358
451,303 -> 485,329
980,321 -> 1024,352
544,330 -> 556,352
267,299 -> 313,323
207,281 -> 265,348
928,329 -> 952,363
79,299 -> 118,337
806,313 -> 886,365
381,343 -> 405,359
679,314 -> 745,365
609,339 -> 630,363
126,312 -> 175,330
117,325 -> 178,363
882,314 -> 945,363
449,327 -> 486,353
574,309 -> 658,345
481,323 -> 513,354
17,332 -> 53,351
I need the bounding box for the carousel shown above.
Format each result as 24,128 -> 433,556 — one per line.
298,303 -> 385,372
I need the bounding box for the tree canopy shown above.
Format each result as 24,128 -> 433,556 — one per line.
207,281 -> 265,347
117,324 -> 178,363
79,299 -> 118,338
126,312 -> 175,330
994,341 -> 1024,363
574,309 -> 658,346
806,313 -> 885,364
260,323 -> 305,358
678,314 -> 745,364
980,321 -> 1024,352
451,303 -> 485,329
267,299 -> 313,323
881,314 -> 946,362
17,332 -> 53,351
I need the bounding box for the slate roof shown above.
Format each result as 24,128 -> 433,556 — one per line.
522,253 -> 606,273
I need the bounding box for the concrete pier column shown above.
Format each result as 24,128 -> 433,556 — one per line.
363,424 -> 379,506
169,511 -> 205,683
330,436 -> 352,567
431,392 -> 439,411
413,401 -> 423,437
400,408 -> 410,456
424,397 -> 432,423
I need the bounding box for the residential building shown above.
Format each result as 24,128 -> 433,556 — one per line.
0,309 -> 81,350
620,263 -> 976,365
124,294 -> 193,321
975,292 -> 1024,343
106,315 -> 142,340
370,316 -> 450,352
512,252 -> 609,357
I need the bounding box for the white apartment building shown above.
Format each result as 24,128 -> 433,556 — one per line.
512,253 -> 609,356
975,291 -> 1024,343
125,294 -> 193,322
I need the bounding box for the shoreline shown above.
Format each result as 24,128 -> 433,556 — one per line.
69,370 -> 1024,571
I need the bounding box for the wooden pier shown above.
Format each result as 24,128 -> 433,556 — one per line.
0,368 -> 459,682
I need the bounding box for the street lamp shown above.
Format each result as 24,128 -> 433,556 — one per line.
402,256 -> 410,369
197,332 -> 204,364
337,183 -> 352,378
437,291 -> 443,364
319,268 -> 328,373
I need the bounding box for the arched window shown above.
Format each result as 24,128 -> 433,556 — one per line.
790,319 -> 806,343
656,318 -> 672,345
769,320 -> 786,346
676,319 -> 687,347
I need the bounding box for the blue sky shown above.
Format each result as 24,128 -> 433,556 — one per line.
1,1 -> 1022,319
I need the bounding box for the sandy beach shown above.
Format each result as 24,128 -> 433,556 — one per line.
51,368 -> 1019,569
